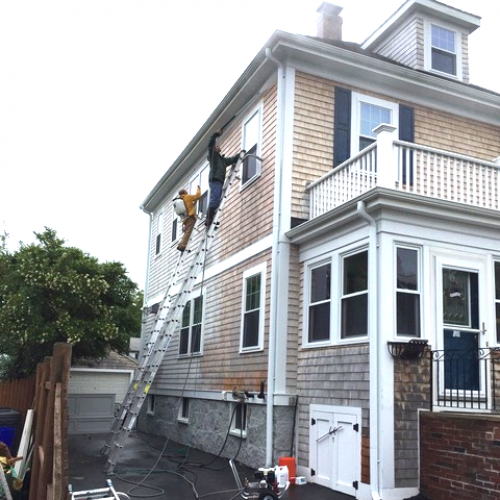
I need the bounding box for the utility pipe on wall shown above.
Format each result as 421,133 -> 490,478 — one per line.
357,200 -> 383,500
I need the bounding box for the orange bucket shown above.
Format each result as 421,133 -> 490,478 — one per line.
278,456 -> 296,484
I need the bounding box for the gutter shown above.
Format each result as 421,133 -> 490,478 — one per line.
264,47 -> 284,468
356,200 -> 382,500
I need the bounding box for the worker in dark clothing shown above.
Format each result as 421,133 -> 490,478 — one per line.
206,129 -> 245,226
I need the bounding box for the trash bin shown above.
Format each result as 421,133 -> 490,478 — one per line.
0,408 -> 21,454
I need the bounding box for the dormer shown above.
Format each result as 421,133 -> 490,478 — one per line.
361,0 -> 480,83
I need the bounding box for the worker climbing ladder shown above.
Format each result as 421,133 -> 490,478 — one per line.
102,151 -> 248,474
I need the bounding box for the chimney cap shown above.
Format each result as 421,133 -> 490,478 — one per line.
317,2 -> 343,17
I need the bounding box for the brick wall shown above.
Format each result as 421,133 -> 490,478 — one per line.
420,412 -> 500,500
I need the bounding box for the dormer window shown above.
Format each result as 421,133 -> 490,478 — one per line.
425,21 -> 462,79
430,24 -> 457,76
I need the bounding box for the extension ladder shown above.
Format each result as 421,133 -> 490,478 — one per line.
101,152 -> 246,474
69,479 -> 130,500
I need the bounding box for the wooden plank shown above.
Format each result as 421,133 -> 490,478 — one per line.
52,384 -> 63,500
14,409 -> 33,477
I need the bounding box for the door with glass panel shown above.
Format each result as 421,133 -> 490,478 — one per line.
438,263 -> 485,401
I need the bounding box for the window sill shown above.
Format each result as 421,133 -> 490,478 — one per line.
239,173 -> 261,192
177,417 -> 189,425
240,346 -> 263,354
229,429 -> 247,439
178,352 -> 203,359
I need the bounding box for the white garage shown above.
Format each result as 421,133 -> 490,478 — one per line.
68,351 -> 137,434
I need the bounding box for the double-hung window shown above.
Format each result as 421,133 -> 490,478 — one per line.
241,264 -> 266,351
308,263 -> 331,343
430,24 -> 457,76
171,209 -> 178,243
179,295 -> 203,355
190,164 -> 209,217
242,106 -> 261,185
396,246 -> 421,337
351,93 -> 398,155
155,212 -> 163,255
341,250 -> 368,339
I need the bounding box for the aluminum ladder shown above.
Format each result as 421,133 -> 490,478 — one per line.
69,479 -> 130,500
102,152 -> 246,474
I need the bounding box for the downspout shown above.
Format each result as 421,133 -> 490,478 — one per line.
265,47 -> 285,467
356,200 -> 382,500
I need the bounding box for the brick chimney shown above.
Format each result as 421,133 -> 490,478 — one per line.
316,2 -> 343,41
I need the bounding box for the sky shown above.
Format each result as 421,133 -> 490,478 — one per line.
1,0 -> 499,290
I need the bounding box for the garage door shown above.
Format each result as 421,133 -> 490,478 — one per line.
69,370 -> 132,403
68,394 -> 115,434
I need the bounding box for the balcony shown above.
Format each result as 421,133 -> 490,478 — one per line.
430,348 -> 500,412
307,124 -> 500,219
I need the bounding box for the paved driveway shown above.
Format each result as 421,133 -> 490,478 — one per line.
68,432 -> 354,500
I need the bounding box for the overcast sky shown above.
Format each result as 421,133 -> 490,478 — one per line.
1,0 -> 498,289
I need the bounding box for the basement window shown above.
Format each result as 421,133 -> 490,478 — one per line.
147,394 -> 155,415
230,402 -> 247,438
178,398 -> 190,423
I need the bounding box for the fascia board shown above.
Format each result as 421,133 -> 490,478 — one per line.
287,187 -> 500,245
361,0 -> 480,50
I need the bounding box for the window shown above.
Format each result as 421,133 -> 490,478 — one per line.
190,164 -> 209,217
147,394 -> 155,415
341,250 -> 368,338
155,212 -> 163,255
351,93 -> 398,155
431,24 -> 457,75
308,263 -> 331,343
242,107 -> 261,185
178,398 -> 190,423
171,210 -> 178,243
396,247 -> 421,337
230,403 -> 247,438
179,295 -> 203,355
496,262 -> 500,344
241,264 -> 266,351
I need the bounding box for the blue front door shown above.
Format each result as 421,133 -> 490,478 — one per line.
442,268 -> 480,391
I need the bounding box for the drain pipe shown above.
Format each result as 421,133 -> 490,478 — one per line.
265,47 -> 285,468
357,200 -> 382,500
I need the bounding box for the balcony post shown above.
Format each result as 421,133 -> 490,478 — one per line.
374,124 -> 397,188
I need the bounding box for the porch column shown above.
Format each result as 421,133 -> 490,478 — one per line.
374,124 -> 397,189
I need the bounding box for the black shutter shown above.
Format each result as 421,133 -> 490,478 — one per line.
334,87 -> 352,167
399,105 -> 414,185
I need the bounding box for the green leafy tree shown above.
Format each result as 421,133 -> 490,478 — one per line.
0,228 -> 142,378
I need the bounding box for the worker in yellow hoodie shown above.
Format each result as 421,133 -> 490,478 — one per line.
177,186 -> 201,252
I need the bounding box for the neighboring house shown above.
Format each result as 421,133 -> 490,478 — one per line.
138,1 -> 500,499
69,352 -> 136,434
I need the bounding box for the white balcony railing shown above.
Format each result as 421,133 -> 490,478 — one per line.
307,124 -> 500,219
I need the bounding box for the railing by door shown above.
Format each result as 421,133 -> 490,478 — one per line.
430,348 -> 500,412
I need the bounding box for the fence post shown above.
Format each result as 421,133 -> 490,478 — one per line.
374,124 -> 397,189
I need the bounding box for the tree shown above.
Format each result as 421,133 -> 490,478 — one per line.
0,228 -> 142,378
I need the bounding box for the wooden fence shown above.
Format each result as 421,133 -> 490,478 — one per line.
0,376 -> 36,423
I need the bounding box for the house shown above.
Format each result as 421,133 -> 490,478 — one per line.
138,1 -> 500,499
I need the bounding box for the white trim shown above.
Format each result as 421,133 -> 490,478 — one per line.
303,258 -> 332,347
240,103 -> 263,189
424,19 -> 463,80
178,289 -> 204,357
339,247 -> 369,342
394,244 -> 422,339
239,262 -> 267,353
351,92 -> 399,156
